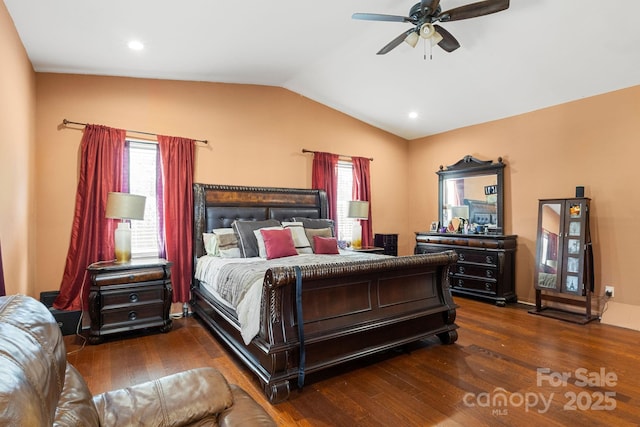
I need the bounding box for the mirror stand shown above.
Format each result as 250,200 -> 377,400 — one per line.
529,197 -> 598,324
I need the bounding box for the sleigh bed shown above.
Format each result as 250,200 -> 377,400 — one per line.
191,183 -> 459,403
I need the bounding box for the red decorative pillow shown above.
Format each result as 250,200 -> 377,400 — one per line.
260,228 -> 298,260
313,236 -> 340,254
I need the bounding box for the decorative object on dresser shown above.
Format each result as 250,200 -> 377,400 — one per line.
104,192 -> 146,263
87,258 -> 173,344
415,232 -> 517,306
418,154 -> 517,306
529,197 -> 596,324
374,233 -> 398,256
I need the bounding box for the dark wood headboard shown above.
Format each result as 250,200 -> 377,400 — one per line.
192,183 -> 328,262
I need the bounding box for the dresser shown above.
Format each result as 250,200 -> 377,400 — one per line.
415,232 -> 517,306
87,258 -> 173,343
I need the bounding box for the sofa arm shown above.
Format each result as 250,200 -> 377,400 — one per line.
93,367 -> 233,427
219,385 -> 276,427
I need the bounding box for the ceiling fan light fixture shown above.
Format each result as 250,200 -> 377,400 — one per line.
419,23 -> 436,39
431,30 -> 444,45
404,31 -> 419,48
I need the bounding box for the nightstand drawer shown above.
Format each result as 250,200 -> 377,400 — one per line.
92,267 -> 168,286
101,302 -> 165,329
101,283 -> 165,308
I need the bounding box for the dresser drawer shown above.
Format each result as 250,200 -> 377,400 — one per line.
452,264 -> 497,279
451,276 -> 496,294
456,250 -> 497,266
101,283 -> 166,308
101,302 -> 165,329
92,267 -> 168,286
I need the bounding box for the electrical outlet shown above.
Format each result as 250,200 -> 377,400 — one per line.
605,285 -> 614,298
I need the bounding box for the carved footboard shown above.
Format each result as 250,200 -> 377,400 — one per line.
193,250 -> 458,403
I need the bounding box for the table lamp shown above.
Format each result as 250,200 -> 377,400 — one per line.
348,200 -> 369,249
105,192 -> 146,263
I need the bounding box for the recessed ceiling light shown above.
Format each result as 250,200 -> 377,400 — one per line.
128,40 -> 144,51
408,111 -> 418,119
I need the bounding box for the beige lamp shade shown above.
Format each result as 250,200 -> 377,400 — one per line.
105,192 -> 146,220
347,201 -> 369,220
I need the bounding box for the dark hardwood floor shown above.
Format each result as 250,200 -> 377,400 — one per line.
65,297 -> 640,426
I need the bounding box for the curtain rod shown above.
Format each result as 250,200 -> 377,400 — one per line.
62,119 -> 208,144
302,148 -> 373,162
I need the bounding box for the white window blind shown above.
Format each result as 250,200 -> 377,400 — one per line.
336,160 -> 355,242
127,141 -> 160,258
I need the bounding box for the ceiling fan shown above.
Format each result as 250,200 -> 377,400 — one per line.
352,0 -> 510,55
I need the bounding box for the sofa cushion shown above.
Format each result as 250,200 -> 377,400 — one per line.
93,367 -> 234,427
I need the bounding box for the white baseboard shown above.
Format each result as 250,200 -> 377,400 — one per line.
600,301 -> 640,331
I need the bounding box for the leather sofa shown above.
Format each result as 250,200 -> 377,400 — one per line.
0,294 -> 276,426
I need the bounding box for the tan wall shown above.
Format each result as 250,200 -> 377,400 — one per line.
408,86 -> 640,329
34,73 -> 410,296
0,3 -> 36,295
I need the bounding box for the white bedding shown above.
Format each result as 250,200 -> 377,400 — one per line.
195,251 -> 385,344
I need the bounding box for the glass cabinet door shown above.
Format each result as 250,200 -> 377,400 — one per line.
562,200 -> 586,295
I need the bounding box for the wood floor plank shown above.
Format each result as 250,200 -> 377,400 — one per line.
64,297 -> 640,426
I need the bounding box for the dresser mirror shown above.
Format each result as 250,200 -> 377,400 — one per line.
437,155 -> 505,233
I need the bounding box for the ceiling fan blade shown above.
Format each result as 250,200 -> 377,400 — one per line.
439,0 -> 509,22
377,28 -> 415,55
352,12 -> 412,23
433,25 -> 460,52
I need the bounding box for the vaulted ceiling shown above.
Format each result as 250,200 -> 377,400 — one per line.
5,0 -> 640,139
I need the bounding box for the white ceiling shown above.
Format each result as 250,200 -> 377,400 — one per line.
5,0 -> 640,140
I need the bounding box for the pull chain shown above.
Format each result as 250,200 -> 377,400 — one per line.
423,39 -> 434,60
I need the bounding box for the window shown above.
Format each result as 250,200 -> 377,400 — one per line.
127,140 -> 160,258
336,160 -> 355,242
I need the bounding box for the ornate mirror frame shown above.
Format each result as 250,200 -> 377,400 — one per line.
437,155 -> 505,233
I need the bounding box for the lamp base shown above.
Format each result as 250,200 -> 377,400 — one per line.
114,222 -> 132,263
351,220 -> 362,249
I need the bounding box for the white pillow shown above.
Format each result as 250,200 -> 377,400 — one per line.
202,233 -> 217,256
282,222 -> 313,254
203,228 -> 241,258
253,226 -> 284,258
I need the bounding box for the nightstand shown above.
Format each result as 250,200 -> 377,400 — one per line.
374,233 -> 398,256
87,258 -> 173,344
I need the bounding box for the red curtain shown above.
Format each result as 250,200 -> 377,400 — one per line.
352,157 -> 373,247
158,135 -> 195,303
311,152 -> 339,228
0,241 -> 5,297
54,125 -> 125,310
